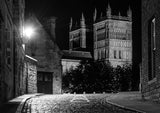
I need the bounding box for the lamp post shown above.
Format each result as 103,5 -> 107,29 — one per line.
23,25 -> 36,54
23,25 -> 35,93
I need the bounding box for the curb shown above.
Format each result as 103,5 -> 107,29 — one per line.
106,100 -> 146,113
15,94 -> 43,113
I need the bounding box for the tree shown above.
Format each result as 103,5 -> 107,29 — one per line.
62,60 -> 133,93
114,64 -> 132,91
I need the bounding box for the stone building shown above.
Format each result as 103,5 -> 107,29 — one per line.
62,13 -> 93,73
0,0 -> 25,105
93,4 -> 132,67
141,0 -> 160,101
63,3 -> 132,73
23,55 -> 37,94
69,13 -> 93,53
62,50 -> 92,73
25,15 -> 62,94
64,3 -> 132,71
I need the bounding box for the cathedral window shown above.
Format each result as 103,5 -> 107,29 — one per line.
106,49 -> 109,58
73,38 -> 80,49
97,25 -> 105,31
98,50 -> 101,60
72,33 -> 81,49
126,51 -> 129,59
119,50 -> 122,59
114,50 -> 117,59
101,49 -> 105,59
97,32 -> 105,41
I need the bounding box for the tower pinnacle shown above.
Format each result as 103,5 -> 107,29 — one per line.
69,17 -> 73,31
127,6 -> 132,19
80,13 -> 86,28
93,8 -> 97,22
106,3 -> 111,17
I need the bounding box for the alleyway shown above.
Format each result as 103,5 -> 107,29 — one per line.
21,94 -> 137,113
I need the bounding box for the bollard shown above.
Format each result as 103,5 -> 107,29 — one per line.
83,92 -> 86,94
103,92 -> 105,94
93,92 -> 96,94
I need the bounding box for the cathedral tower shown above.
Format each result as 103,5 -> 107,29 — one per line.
93,5 -> 132,67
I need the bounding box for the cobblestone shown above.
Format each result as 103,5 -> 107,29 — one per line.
22,94 -> 137,113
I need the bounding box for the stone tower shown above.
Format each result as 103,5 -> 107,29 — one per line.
93,4 -> 132,67
69,13 -> 88,51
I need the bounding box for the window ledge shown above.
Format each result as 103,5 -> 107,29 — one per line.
148,77 -> 157,85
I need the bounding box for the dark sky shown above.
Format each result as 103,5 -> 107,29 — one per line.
25,0 -> 141,65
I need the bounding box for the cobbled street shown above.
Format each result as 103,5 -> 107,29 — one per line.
22,94 -> 137,113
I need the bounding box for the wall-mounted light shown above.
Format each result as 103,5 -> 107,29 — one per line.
24,25 -> 35,39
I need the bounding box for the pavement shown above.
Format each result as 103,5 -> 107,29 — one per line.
0,93 -> 43,113
1,92 -> 160,113
107,91 -> 160,113
21,94 -> 136,113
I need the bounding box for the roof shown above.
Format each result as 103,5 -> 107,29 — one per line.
25,55 -> 38,62
62,50 -> 92,60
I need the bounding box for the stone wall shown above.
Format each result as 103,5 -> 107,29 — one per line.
25,16 -> 62,94
25,55 -> 37,93
0,0 -> 25,105
141,0 -> 160,102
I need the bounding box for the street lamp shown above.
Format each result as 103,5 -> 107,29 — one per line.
23,24 -> 36,94
23,24 -> 36,51
24,25 -> 35,40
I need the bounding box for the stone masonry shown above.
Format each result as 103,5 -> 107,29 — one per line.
25,15 -> 62,94
141,0 -> 160,101
24,55 -> 38,94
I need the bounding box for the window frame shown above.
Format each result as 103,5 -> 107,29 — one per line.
114,50 -> 117,59
148,17 -> 156,81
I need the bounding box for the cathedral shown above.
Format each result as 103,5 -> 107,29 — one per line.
93,4 -> 132,67
62,3 -> 132,73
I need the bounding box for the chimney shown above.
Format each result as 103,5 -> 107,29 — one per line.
46,17 -> 57,40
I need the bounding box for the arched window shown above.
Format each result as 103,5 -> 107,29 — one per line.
148,17 -> 156,81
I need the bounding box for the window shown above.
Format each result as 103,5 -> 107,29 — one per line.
106,49 -> 109,58
148,17 -> 156,81
101,49 -> 105,59
114,50 -> 116,59
70,33 -> 81,49
98,50 -> 101,60
97,32 -> 105,41
5,29 -> 11,66
119,50 -> 122,59
73,38 -> 80,49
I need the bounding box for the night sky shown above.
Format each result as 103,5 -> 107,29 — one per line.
25,0 -> 141,67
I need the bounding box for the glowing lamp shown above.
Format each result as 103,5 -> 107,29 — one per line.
24,26 -> 35,39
